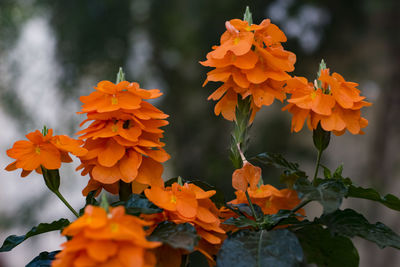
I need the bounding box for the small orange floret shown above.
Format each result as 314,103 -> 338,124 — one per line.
283,69 -> 371,135
52,205 -> 161,267
144,182 -> 225,266
232,162 -> 261,191
5,129 -> 87,177
201,18 -> 296,122
77,80 -> 170,195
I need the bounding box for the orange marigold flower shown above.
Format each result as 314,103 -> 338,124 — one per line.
144,182 -> 225,266
5,129 -> 87,177
232,162 -> 261,191
283,68 -> 372,135
76,80 -> 170,195
52,205 -> 161,267
201,18 -> 295,121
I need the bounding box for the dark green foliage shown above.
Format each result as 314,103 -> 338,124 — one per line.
217,229 -> 303,267
0,219 -> 70,252
111,193 -> 162,216
296,225 -> 359,267
294,178 -> 347,214
26,251 -> 59,267
149,222 -> 199,252
347,185 -> 400,211
318,209 -> 400,249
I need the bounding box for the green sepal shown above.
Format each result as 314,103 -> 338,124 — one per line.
116,67 -> 125,83
41,166 -> 60,193
149,222 -> 199,252
312,123 -> 331,152
243,6 -> 253,25
0,219 -> 70,252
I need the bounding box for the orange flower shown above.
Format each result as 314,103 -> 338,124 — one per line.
232,162 -> 261,191
5,129 -> 87,177
76,80 -> 170,195
230,185 -> 303,215
144,182 -> 225,266
283,68 -> 371,135
201,18 -> 295,121
52,205 -> 161,267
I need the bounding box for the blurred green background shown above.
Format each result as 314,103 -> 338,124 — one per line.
0,0 -> 399,266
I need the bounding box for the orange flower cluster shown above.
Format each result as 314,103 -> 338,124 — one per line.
76,80 -> 170,195
5,129 -> 87,177
144,182 -> 225,266
201,18 -> 296,121
283,69 -> 371,135
230,185 -> 302,215
52,205 -> 160,267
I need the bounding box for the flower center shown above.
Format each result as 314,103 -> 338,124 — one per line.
311,91 -> 317,100
111,96 -> 118,105
233,37 -> 240,45
35,146 -> 41,154
111,124 -> 118,133
170,195 -> 177,204
110,223 -> 119,233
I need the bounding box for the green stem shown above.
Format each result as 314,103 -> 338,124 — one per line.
53,190 -> 79,217
180,254 -> 189,267
245,190 -> 259,223
291,199 -> 312,214
313,149 -> 323,184
257,230 -> 264,267
119,181 -> 132,201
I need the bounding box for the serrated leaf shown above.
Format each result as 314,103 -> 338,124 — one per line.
296,225 -> 359,267
250,152 -> 307,179
26,251 -> 59,267
0,219 -> 70,252
261,209 -> 304,229
226,203 -> 263,219
112,193 -> 162,215
223,216 -> 259,229
149,222 -> 199,252
217,229 -> 303,267
318,209 -> 400,249
294,178 -> 347,214
347,185 -> 400,212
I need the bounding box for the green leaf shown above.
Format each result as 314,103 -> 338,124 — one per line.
26,251 -> 59,267
149,222 -> 199,252
217,229 -> 303,267
318,209 -> 400,249
223,216 -> 259,229
294,178 -> 347,214
296,225 -> 359,267
347,185 -> 400,211
0,219 -> 70,252
116,67 -> 125,83
250,152 -> 307,179
261,209 -> 301,229
243,6 -> 253,25
321,165 -> 332,178
226,203 -> 263,219
112,193 -> 162,215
